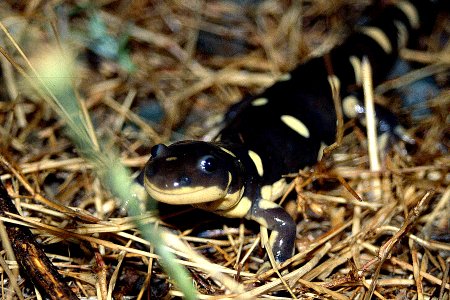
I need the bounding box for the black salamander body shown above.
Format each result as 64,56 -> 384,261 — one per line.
142,0 -> 440,263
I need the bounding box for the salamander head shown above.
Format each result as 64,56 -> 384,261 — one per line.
142,141 -> 245,209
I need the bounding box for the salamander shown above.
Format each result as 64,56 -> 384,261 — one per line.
140,0 -> 441,263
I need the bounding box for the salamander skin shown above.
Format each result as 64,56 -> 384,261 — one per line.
141,0 -> 440,263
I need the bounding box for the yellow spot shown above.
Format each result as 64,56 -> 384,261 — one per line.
165,156 -> 178,161
271,178 -> 287,200
342,95 -> 359,118
394,21 -> 408,49
219,146 -> 236,157
251,97 -> 268,106
258,198 -> 279,210
220,196 -> 252,218
281,115 -> 310,138
396,1 -> 419,29
260,179 -> 287,201
260,185 -> 272,200
349,56 -> 362,85
359,26 -> 392,54
278,73 -> 291,81
248,150 -> 264,177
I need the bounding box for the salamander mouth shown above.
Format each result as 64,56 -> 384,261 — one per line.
143,176 -> 231,205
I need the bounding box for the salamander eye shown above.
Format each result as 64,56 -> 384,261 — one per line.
199,156 -> 218,173
151,144 -> 168,158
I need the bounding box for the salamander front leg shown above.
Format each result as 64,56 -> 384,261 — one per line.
248,199 -> 296,263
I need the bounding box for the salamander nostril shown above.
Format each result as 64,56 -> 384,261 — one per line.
175,176 -> 191,187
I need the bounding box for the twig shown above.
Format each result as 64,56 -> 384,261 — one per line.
0,181 -> 79,300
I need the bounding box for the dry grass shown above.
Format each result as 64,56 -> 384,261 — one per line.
0,0 -> 448,299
